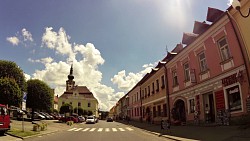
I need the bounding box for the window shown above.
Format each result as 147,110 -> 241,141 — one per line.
172,70 -> 178,86
198,51 -> 208,72
88,102 -> 91,107
163,104 -> 167,116
156,79 -> 159,92
183,62 -> 190,81
161,75 -> 165,88
142,90 -> 144,99
189,99 -> 195,113
153,106 -> 156,117
78,102 -> 81,107
157,105 -> 161,116
148,86 -> 150,97
62,101 -> 65,105
70,102 -> 72,105
226,85 -> 242,111
145,88 -> 147,98
218,37 -> 231,61
152,82 -> 155,94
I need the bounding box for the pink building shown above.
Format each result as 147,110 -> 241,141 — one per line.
166,8 -> 249,124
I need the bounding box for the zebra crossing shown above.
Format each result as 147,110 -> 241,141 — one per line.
67,127 -> 134,132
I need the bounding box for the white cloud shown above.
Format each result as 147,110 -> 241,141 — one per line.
42,27 -> 75,60
28,57 -> 54,64
6,28 -> 34,47
22,28 -> 33,42
28,27 -> 125,111
111,64 -> 153,91
24,73 -> 31,81
6,36 -> 19,46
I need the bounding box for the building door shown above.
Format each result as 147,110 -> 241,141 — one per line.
173,99 -> 186,122
203,92 -> 215,123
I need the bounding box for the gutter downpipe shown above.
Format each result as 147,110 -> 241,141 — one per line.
161,61 -> 171,123
227,11 -> 250,90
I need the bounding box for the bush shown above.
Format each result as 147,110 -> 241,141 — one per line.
66,121 -> 74,126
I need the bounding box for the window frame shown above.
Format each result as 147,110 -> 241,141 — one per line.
183,62 -> 190,82
217,37 -> 231,62
172,70 -> 179,87
198,51 -> 208,72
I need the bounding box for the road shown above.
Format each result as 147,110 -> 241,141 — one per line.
24,120 -> 174,141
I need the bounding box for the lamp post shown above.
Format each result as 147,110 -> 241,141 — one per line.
159,61 -> 171,123
231,0 -> 250,18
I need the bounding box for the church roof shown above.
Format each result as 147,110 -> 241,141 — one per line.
60,85 -> 97,100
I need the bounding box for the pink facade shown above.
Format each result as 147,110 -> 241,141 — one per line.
166,10 -> 249,124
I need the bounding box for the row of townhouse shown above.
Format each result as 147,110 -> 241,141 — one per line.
110,0 -> 250,125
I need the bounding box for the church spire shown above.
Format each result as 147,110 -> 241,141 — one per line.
68,64 -> 74,80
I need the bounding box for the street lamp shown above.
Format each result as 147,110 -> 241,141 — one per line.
230,0 -> 250,18
159,61 -> 171,123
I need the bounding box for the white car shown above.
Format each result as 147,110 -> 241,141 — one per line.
85,116 -> 95,124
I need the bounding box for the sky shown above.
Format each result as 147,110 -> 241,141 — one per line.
0,0 -> 231,111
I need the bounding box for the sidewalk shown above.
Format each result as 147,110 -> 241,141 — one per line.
117,120 -> 250,141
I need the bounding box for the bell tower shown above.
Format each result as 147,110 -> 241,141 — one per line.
66,64 -> 75,91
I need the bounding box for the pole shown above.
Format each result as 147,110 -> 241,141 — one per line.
162,62 -> 171,123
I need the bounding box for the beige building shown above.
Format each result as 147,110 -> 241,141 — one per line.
58,65 -> 99,117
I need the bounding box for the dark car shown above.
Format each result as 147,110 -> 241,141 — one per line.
106,117 -> 113,122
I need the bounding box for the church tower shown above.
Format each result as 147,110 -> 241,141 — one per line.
66,64 -> 75,91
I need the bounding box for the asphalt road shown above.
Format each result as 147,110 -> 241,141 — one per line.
24,120 -> 174,141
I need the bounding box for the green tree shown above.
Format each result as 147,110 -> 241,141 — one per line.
0,78 -> 22,106
73,107 -> 84,115
60,103 -> 72,114
26,79 -> 53,120
0,60 -> 26,91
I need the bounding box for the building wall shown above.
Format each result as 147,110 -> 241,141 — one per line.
166,13 -> 248,123
58,93 -> 99,117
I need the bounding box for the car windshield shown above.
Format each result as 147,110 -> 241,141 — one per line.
0,106 -> 8,115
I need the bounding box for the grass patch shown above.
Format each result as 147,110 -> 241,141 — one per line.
7,128 -> 39,137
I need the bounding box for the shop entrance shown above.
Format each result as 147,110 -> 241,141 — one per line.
172,99 -> 186,122
203,92 -> 215,123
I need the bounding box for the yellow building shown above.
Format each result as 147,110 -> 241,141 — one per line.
58,65 -> 99,117
228,0 -> 250,90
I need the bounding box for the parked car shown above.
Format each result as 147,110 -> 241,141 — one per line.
0,104 -> 11,135
106,117 -> 113,122
78,116 -> 85,123
60,116 -> 79,123
85,116 -> 95,124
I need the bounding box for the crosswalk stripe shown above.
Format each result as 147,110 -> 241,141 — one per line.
90,128 -> 96,132
68,128 -> 78,131
118,128 -> 125,131
126,127 -> 134,131
74,128 -> 83,131
112,128 -> 117,132
105,128 -> 110,132
98,128 -> 103,132
82,128 -> 90,132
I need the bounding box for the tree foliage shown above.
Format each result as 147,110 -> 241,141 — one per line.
0,78 -> 22,106
60,103 -> 73,114
73,107 -> 84,115
26,79 -> 53,112
0,60 -> 26,91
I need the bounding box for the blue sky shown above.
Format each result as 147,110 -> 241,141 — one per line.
0,0 -> 230,111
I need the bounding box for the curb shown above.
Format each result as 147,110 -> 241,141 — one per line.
6,129 -> 59,140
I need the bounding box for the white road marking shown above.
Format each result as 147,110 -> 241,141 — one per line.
74,128 -> 83,131
90,128 -> 96,132
82,128 -> 90,131
126,127 -> 134,131
119,128 -> 125,131
98,128 -> 103,132
112,128 -> 117,132
68,128 -> 78,131
105,128 -> 110,132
